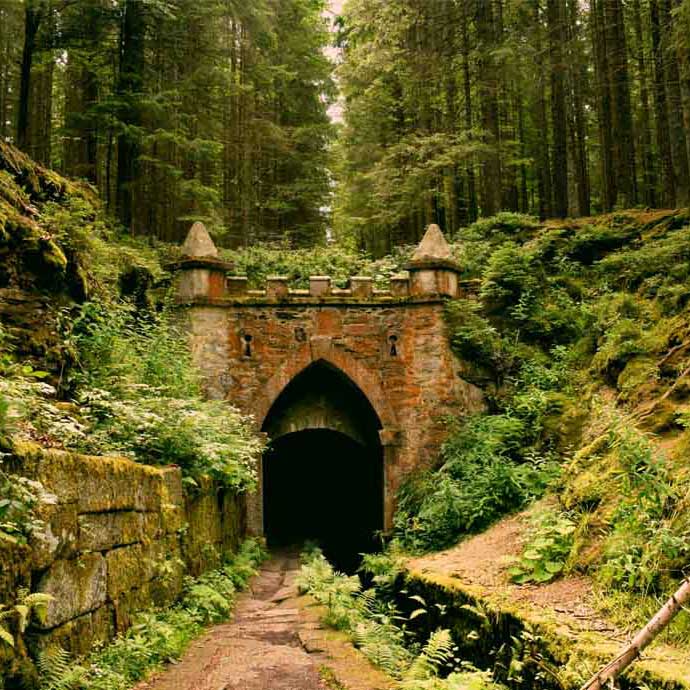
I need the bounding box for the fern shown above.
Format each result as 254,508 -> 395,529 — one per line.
37,645 -> 88,690
404,629 -> 456,681
0,608 -> 14,648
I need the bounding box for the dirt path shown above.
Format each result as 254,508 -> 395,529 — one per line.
136,553 -> 393,690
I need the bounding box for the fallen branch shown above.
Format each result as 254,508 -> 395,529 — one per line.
579,577 -> 690,690
636,363 -> 690,422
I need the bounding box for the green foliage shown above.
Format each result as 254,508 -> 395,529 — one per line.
595,423 -> 688,593
396,209 -> 690,612
222,242 -> 409,289
508,509 -> 576,584
37,540 -> 266,690
0,589 -> 53,650
393,414 -> 558,553
299,549 -> 506,689
0,461 -> 45,546
2,300 -> 264,490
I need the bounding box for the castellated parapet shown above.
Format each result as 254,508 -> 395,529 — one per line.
174,222 -> 466,304
172,221 -> 484,535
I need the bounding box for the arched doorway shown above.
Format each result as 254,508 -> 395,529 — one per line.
261,360 -> 384,571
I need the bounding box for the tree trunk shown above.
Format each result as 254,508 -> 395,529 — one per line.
461,2 -> 478,222
672,0 -> 690,183
533,0 -> 552,219
650,0 -> 676,205
631,0 -> 657,206
604,0 -> 638,206
116,0 -> 146,232
659,0 -> 690,203
592,0 -> 616,211
17,3 -> 42,152
547,0 -> 568,217
567,0 -> 590,216
475,0 -> 501,217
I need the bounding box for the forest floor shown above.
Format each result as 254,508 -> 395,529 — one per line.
134,552 -> 393,690
406,507 -> 690,687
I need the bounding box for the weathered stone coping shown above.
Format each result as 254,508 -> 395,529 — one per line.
403,567 -> 690,690
174,294 -> 451,308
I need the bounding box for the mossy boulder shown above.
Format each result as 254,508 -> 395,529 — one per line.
0,141 -> 91,300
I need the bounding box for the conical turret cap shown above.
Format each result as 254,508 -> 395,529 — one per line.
182,222 -> 219,259
412,224 -> 452,261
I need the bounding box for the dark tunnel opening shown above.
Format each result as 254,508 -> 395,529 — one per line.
262,361 -> 384,572
263,430 -> 383,572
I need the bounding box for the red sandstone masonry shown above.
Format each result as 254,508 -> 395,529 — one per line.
174,224 -> 485,533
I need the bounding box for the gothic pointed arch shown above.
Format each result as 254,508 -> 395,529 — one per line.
255,340 -> 398,439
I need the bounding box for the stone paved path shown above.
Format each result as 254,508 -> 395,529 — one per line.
136,554 -> 393,690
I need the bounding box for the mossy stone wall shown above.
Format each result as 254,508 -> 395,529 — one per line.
1,443 -> 246,672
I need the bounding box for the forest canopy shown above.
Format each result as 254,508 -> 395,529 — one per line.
334,0 -> 690,254
1,0 -> 689,254
0,0 -> 335,246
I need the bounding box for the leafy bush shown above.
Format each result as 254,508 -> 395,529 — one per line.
508,509 -> 576,584
0,463 -> 45,545
221,242 -> 409,289
76,389 -> 261,489
595,424 -> 688,593
393,414 -> 558,552
480,246 -> 540,311
0,300 -> 263,490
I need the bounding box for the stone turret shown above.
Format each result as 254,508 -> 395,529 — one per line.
406,224 -> 462,298
175,222 -> 233,300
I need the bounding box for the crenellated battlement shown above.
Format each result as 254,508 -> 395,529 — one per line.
174,222 -> 465,304
222,273 -> 413,302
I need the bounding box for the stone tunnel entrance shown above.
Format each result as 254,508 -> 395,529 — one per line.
261,361 -> 384,571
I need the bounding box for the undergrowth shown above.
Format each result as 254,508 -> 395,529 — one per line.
36,539 -> 266,690
297,548 -> 506,689
1,301 -> 263,490
392,209 -> 690,635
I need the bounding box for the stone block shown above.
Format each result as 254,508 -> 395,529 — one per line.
350,277 -> 373,299
113,584 -> 151,633
161,503 -> 187,534
177,268 -> 210,300
37,554 -> 107,629
390,275 -> 410,298
267,276 -> 289,299
32,604 -> 115,658
160,466 -> 184,506
18,448 -> 165,514
309,276 -> 331,298
106,545 -> 148,600
31,502 -> 78,570
227,277 -> 248,296
78,511 -> 144,552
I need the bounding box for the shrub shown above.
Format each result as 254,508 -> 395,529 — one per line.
508,508 -> 576,584
480,246 -> 541,311
393,415 -> 557,552
76,389 -> 261,489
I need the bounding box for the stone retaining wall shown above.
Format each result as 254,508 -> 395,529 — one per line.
1,443 -> 246,664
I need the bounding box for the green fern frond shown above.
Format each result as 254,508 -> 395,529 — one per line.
404,629 -> 455,681
37,645 -> 72,689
